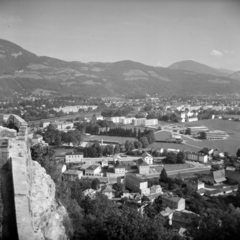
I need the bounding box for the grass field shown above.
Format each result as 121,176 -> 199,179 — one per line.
84,135 -> 136,144
182,136 -> 240,155
154,131 -> 172,141
169,169 -> 210,178
152,163 -> 194,173
184,119 -> 240,140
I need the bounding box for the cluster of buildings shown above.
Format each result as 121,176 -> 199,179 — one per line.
109,116 -> 158,126
43,121 -> 74,130
61,152 -> 154,181
185,125 -> 228,140
53,105 -> 98,114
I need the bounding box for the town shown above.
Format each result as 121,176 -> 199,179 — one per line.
1,107 -> 240,239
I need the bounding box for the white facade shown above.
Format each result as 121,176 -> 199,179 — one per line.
142,152 -> 153,165
56,121 -> 74,130
144,119 -> 158,126
65,153 -> 83,163
43,122 -> 50,128
187,117 -> 198,122
186,152 -> 208,163
133,118 -> 158,126
53,105 -> 98,113
167,148 -> 180,153
85,165 -> 101,176
121,117 -> 136,125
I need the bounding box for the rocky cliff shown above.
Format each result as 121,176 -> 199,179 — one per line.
0,115 -> 68,240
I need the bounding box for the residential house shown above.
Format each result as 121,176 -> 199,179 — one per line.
102,185 -> 114,199
158,207 -> 174,225
186,152 -> 208,163
62,170 -> 83,181
31,134 -> 43,144
122,190 -> 131,198
125,174 -> 150,195
114,161 -> 126,175
55,121 -> 74,130
201,169 -> 226,185
85,165 -> 102,176
150,185 -> 163,194
162,196 -> 185,211
225,170 -> 240,184
172,210 -> 199,229
142,152 -> 153,165
204,185 -> 238,197
82,189 -> 96,199
113,154 -> 121,162
136,158 -> 149,174
101,160 -> 108,168
65,152 -> 83,164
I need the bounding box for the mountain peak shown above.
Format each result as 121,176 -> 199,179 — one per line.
168,60 -> 228,77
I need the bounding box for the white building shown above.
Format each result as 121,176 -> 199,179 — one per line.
31,134 -> 43,144
65,152 -> 83,164
62,170 -> 83,181
142,152 -> 153,165
125,174 -> 150,195
53,105 -> 98,113
85,165 -> 102,176
55,121 -> 74,130
133,118 -> 158,126
186,152 -> 208,163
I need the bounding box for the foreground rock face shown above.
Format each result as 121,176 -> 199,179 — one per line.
10,138 -> 68,240
0,126 -> 17,138
30,161 -> 67,240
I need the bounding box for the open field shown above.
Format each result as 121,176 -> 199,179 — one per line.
182,136 -> 240,155
154,131 -> 172,141
168,169 -> 210,178
84,135 -> 136,144
184,119 -> 240,140
151,163 -> 193,173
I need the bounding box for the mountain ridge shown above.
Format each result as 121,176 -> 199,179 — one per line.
0,39 -> 240,99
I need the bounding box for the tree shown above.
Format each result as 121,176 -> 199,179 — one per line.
39,121 -> 43,127
91,178 -> 100,190
140,136 -> 149,148
237,148 -> 240,158
165,152 -> 177,164
177,151 -> 186,163
113,144 -> 120,154
160,168 -> 168,183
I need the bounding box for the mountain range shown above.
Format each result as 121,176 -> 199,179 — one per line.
0,38 -> 240,99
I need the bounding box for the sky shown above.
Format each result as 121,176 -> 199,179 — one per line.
0,0 -> 240,71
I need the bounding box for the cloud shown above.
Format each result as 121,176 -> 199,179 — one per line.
156,62 -> 162,67
210,49 -> 223,57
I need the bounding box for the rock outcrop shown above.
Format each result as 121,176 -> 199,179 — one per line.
0,126 -> 17,138
0,114 -> 68,240
30,161 -> 67,240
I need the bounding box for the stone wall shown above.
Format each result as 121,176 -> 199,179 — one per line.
1,115 -> 67,240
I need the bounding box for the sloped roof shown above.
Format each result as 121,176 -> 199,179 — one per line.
142,152 -> 152,158
213,169 -> 226,182
136,158 -> 149,166
65,152 -> 83,156
86,165 -> 100,171
63,170 -> 82,175
225,170 -> 240,183
102,185 -> 113,193
162,196 -> 184,203
114,161 -> 125,169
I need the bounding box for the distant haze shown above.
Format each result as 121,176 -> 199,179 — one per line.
0,0 -> 240,71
